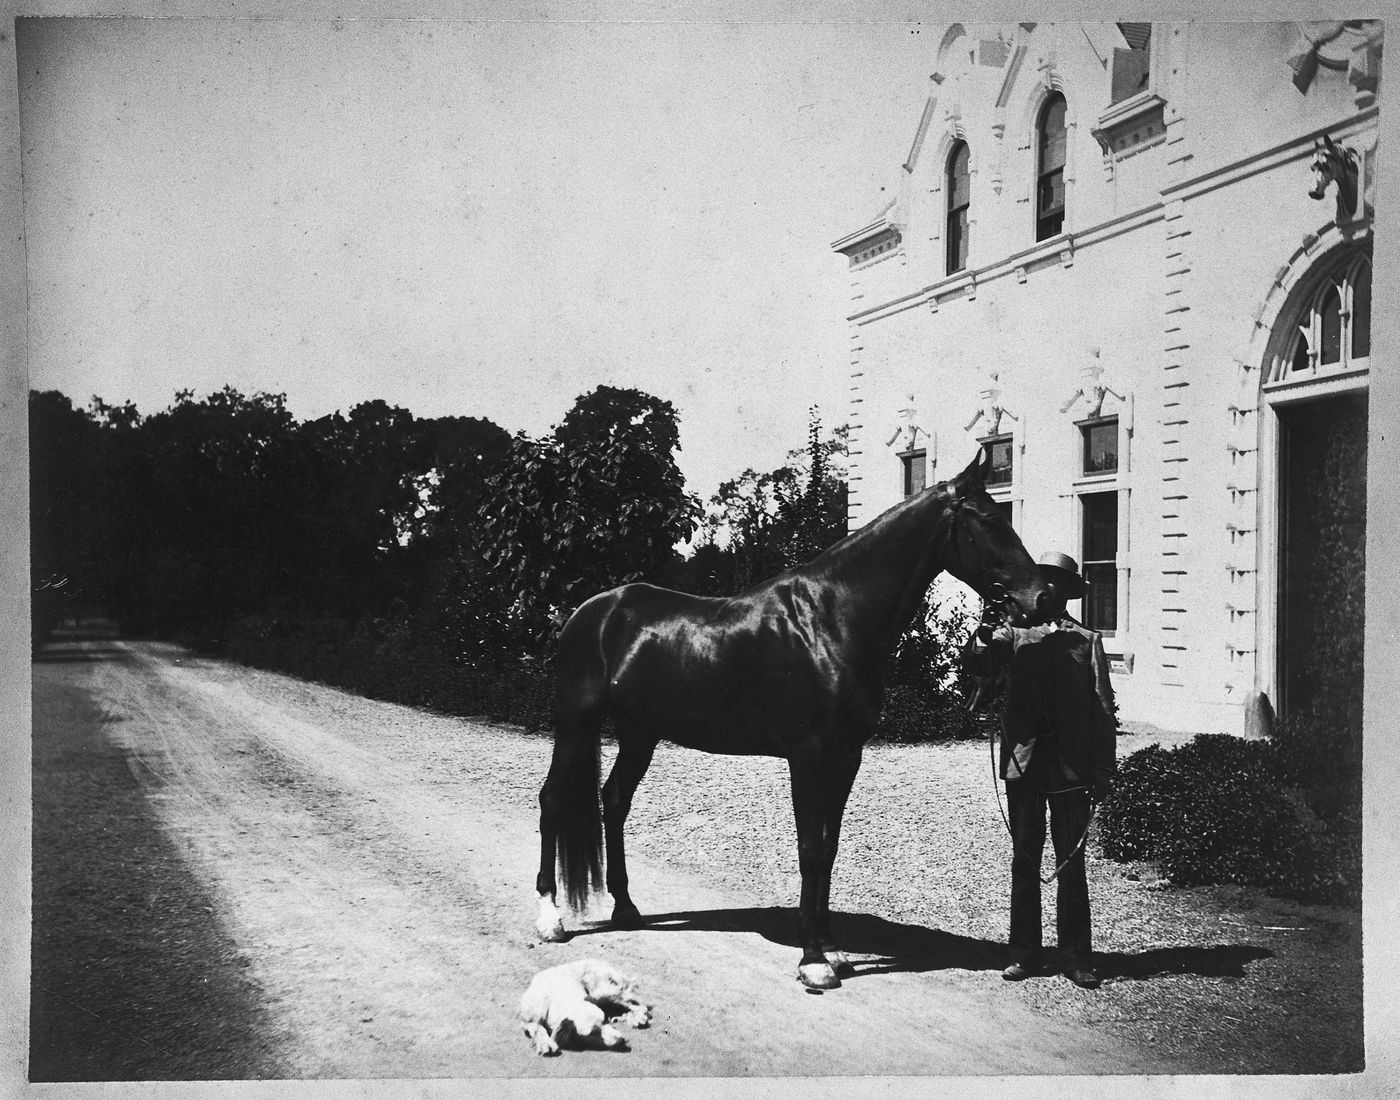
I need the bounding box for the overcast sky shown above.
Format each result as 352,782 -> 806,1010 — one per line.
18,15 -> 941,498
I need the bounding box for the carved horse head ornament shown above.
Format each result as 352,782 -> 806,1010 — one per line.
1309,136 -> 1359,220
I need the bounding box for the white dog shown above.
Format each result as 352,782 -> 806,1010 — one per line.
518,958 -> 653,1056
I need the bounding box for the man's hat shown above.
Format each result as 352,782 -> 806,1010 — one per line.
1037,550 -> 1087,598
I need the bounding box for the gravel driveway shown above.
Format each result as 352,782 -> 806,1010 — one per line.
30,635 -> 1363,1080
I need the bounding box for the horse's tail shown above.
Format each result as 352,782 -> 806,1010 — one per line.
553,714 -> 604,912
549,593 -> 615,912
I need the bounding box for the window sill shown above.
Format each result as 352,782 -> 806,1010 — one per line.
1073,472 -> 1119,490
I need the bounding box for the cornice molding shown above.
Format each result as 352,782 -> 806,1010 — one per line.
1091,91 -> 1167,159
846,203 -> 1165,325
831,197 -> 900,255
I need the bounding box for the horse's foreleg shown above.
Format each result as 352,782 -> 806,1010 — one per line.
601,735 -> 656,927
789,756 -> 840,990
816,747 -> 863,977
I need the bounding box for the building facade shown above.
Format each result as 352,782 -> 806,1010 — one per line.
832,22 -> 1381,733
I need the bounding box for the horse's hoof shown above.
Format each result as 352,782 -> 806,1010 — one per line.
611,902 -> 644,928
797,962 -> 842,990
535,918 -> 567,943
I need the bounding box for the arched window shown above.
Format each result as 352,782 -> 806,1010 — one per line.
1035,94 -> 1067,241
946,141 -> 971,275
1276,253 -> 1372,383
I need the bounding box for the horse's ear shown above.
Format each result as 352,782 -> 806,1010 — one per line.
956,448 -> 989,488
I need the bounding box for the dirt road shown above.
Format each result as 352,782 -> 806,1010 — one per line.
29,637 -> 1304,1079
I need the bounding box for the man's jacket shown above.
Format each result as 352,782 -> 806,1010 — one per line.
966,615 -> 1118,789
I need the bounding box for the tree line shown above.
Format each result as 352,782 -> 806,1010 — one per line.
32,383 -> 958,730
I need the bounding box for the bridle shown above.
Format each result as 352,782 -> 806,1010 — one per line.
940,492 -> 1018,627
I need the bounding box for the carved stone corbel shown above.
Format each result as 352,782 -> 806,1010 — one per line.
1059,350 -> 1126,419
965,370 -> 1018,436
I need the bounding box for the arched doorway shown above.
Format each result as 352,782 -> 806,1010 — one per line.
1259,245 -> 1370,720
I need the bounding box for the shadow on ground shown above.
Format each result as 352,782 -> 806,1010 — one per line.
32,646 -> 126,663
31,663 -> 288,1081
576,906 -> 1272,984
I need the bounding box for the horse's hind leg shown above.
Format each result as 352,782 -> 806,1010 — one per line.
601,732 -> 656,927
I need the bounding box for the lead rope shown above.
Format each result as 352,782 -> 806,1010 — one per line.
981,659 -> 1096,885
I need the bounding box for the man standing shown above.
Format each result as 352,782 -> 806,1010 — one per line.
965,551 -> 1118,989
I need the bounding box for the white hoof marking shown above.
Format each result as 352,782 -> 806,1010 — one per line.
536,893 -> 567,942
797,961 -> 841,990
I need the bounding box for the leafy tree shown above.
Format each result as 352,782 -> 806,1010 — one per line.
290,399 -> 435,618
694,409 -> 848,592
131,386 -> 301,634
476,386 -> 700,648
415,413 -> 513,548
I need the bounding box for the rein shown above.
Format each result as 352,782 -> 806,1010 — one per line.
985,709 -> 1096,884
971,617 -> 1096,885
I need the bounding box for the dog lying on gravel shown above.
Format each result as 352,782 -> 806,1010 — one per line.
519,958 -> 653,1056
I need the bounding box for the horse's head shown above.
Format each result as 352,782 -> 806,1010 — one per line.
942,450 -> 1052,626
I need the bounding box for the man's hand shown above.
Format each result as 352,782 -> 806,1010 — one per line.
1092,777 -> 1114,803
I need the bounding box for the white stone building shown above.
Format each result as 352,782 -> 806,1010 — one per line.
832,22 -> 1381,734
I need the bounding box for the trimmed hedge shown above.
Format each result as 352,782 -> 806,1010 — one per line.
874,681 -> 976,743
225,611 -> 555,731
225,582 -> 983,744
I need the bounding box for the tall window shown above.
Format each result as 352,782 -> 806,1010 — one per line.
1036,94 -> 1067,241
946,141 -> 971,275
1284,253 -> 1372,379
1082,491 -> 1118,632
983,436 -> 1013,486
1081,418 -> 1118,474
901,450 -> 927,497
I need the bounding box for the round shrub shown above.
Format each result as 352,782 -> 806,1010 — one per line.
1096,743 -> 1182,862
1098,733 -> 1349,904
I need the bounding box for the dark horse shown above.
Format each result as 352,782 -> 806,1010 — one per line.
533,451 -> 1051,989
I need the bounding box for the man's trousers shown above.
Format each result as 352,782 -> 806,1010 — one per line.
1005,781 -> 1093,969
